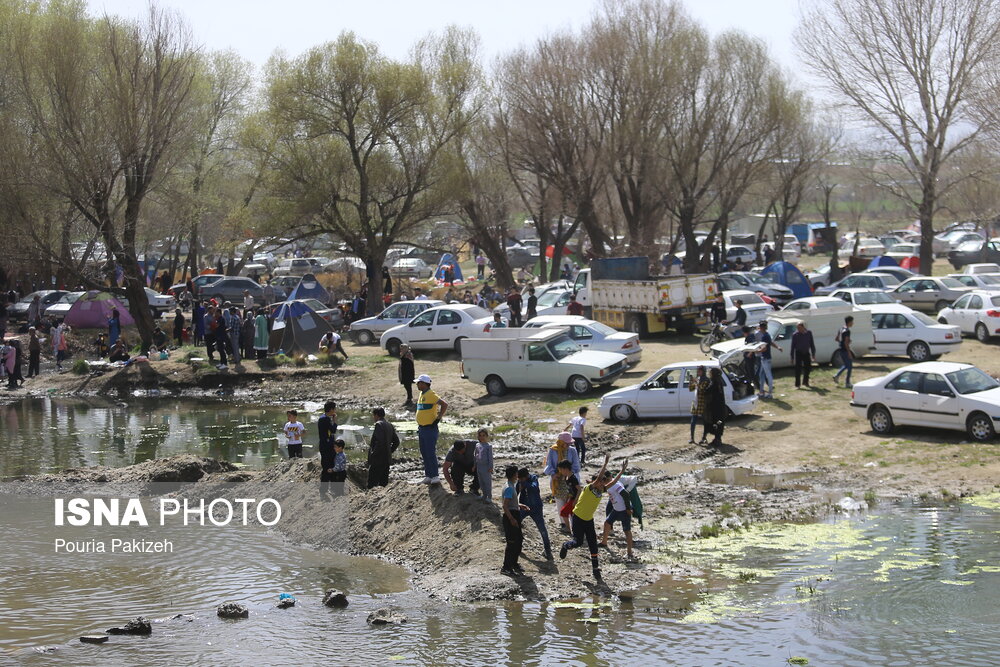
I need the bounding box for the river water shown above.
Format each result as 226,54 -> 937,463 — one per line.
2,398 -> 1000,665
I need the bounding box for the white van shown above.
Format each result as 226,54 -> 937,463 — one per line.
711,301 -> 874,368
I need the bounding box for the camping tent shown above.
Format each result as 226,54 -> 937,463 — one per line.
268,300 -> 333,355
286,273 -> 331,305
867,255 -> 899,270
761,261 -> 813,299
434,253 -> 464,283
63,291 -> 135,329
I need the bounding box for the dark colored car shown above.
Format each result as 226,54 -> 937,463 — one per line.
200,277 -> 271,304
948,240 -> 1000,270
7,290 -> 68,320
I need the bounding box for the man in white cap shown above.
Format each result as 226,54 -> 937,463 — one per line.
415,373 -> 448,484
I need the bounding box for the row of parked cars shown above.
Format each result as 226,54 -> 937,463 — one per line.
6,288 -> 176,322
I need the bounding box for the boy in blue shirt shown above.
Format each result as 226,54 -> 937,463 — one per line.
501,465 -> 529,576
516,467 -> 553,560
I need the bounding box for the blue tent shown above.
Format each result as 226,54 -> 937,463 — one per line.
434,253 -> 464,283
868,255 -> 898,270
269,300 -> 333,354
286,273 -> 331,304
761,261 -> 813,299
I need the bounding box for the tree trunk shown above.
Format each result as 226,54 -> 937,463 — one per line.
918,182 -> 936,276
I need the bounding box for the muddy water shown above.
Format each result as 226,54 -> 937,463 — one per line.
0,397 -> 426,478
3,399 -> 1000,665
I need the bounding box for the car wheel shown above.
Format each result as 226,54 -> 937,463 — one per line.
626,314 -> 646,336
356,330 -> 374,345
568,375 -> 591,395
385,338 -> 401,357
485,375 -> 507,397
454,336 -> 466,354
934,300 -> 950,312
967,412 -> 996,442
907,340 -> 931,362
610,404 -> 636,423
869,405 -> 894,435
975,322 -> 990,343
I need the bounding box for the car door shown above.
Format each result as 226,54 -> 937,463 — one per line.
893,280 -> 917,306
568,325 -> 595,350
678,367 -> 698,414
965,294 -> 985,333
522,342 -> 559,388
374,302 -> 411,333
913,280 -> 939,310
919,373 -> 962,429
950,294 -> 973,332
636,368 -> 684,417
434,309 -> 464,345
882,370 -> 926,427
404,309 -> 438,348
873,313 -> 913,355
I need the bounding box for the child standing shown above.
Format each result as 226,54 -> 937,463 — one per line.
501,465 -> 529,576
283,409 -> 305,458
331,440 -> 348,495
559,454 -> 628,581
556,459 -> 581,534
568,406 -> 588,465
474,427 -> 494,502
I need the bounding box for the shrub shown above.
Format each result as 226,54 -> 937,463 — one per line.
293,355 -> 307,367
274,353 -> 292,366
71,359 -> 90,375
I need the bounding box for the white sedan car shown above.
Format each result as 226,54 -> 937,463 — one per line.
868,304 -> 961,361
389,257 -> 434,279
349,299 -> 443,345
522,315 -> 642,365
850,362 -> 1000,441
937,290 -> 1000,342
721,290 -> 773,324
781,296 -> 855,312
43,291 -> 85,322
598,356 -> 757,423
947,273 -> 1000,292
828,288 -> 900,310
380,304 -> 493,355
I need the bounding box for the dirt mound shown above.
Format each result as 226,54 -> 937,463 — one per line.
2,455 -> 237,494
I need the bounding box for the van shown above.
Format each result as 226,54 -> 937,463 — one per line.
711,302 -> 873,368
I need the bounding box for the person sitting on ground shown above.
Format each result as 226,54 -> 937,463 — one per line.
443,439 -> 480,496
152,326 -> 168,349
108,339 -> 130,363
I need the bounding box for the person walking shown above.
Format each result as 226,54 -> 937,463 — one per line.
704,367 -> 728,447
517,467 -> 553,560
204,305 -> 218,363
543,432 -> 581,533
367,407 -> 400,489
107,308 -> 122,346
52,322 -> 69,371
756,320 -> 781,399
414,374 -> 446,484
599,471 -> 635,560
500,465 -> 530,576
26,327 -> 41,378
833,315 -> 855,388
568,406 -> 589,465
559,455 -> 627,581
243,290 -> 255,312
254,310 -> 269,359
474,427 -> 494,502
212,308 -> 229,369
398,344 -> 415,406
688,366 -> 710,444
173,308 -> 185,348
790,322 -> 816,389
318,401 -> 339,497
525,286 -> 537,321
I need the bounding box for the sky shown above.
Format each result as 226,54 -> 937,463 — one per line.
85,0 -> 805,75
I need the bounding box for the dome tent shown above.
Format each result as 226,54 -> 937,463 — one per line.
268,300 -> 333,355
760,261 -> 813,299
63,291 -> 135,329
434,253 -> 464,283
286,273 -> 331,305
867,255 -> 899,269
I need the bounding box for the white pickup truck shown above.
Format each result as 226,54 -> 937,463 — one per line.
459,328 -> 629,397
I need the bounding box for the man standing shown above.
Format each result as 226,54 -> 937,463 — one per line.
790,321 -> 816,389
367,407 -> 400,488
833,315 -> 855,389
415,374 -> 447,484
443,439 -> 480,496
566,293 -> 584,317
476,253 -> 486,280
756,320 -> 781,399
26,327 -> 40,378
505,288 -> 523,327
318,401 -> 338,497
732,299 -> 747,334
27,295 -> 41,328
262,280 -> 275,307
243,290 -> 255,312
525,286 -> 538,321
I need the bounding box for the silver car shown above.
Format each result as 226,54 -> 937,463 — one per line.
890,277 -> 973,313
349,299 -> 443,345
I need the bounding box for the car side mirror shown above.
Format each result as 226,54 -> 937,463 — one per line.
941,390 -> 954,398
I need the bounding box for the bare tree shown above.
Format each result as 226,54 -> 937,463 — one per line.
797,0 -> 1000,274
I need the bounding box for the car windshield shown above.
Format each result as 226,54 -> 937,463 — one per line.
537,290 -> 568,307
589,322 -> 618,335
547,334 -> 581,360
940,278 -> 966,288
945,367 -> 1000,395
854,292 -> 893,305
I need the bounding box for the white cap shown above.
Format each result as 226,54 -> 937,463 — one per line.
417,374 -> 432,384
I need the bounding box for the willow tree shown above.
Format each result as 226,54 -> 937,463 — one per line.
797,0 -> 1000,275
5,3 -> 198,348
259,29 -> 477,314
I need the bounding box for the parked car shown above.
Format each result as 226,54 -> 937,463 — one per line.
723,245 -> 755,265
7,290 -> 68,320
815,272 -> 901,295
805,263 -> 834,289
389,257 -> 434,279
493,281 -> 572,320
521,315 -> 642,365
274,258 -> 320,277
107,287 -> 178,319
267,298 -> 344,329
889,277 -> 972,313
961,263 -> 1000,275
719,272 -> 794,306
850,361 -> 1000,441
934,230 -> 983,256
947,273 -> 1000,292
348,299 -> 443,345
239,263 -> 269,278
269,276 -> 301,293
885,242 -> 920,262
720,290 -> 773,324
380,303 -> 493,355
597,354 -> 757,423
43,291 -> 85,322
782,296 -> 861,312
868,304 -> 961,361
858,267 -> 919,282
937,290 -> 1000,342
168,274 -> 224,299
506,245 -> 536,270
828,288 -> 899,309
460,328 -> 629,396
200,277 -> 270,304
852,238 -> 886,258
947,240 -> 1000,269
